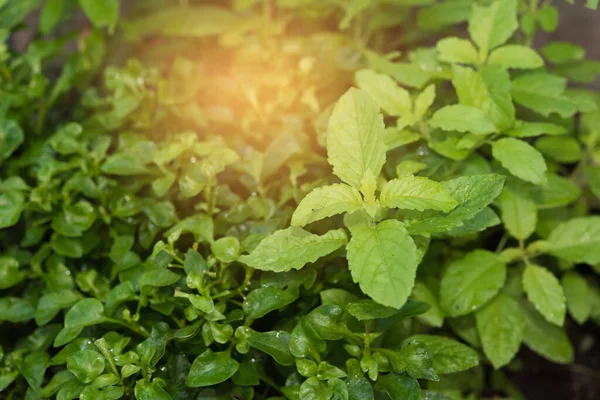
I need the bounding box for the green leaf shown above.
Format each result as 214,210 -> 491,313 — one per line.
51,200 -> 97,237
506,121 -> 567,137
546,217 -> 600,264
448,315 -> 481,348
488,45 -> 544,69
535,136 -> 582,163
375,373 -> 420,400
232,362 -> 259,386
320,289 -> 359,307
413,86 -> 435,121
385,128 -> 420,151
290,318 -> 326,359
511,73 -> 578,118
468,0 -> 518,53
562,272 -> 591,325
138,268 -> 181,292
417,0 -> 471,31
407,174 -> 505,235
347,220 -> 418,308
411,280 -> 444,327
452,65 -> 515,130
522,264 -> 566,326
0,257 -> 25,289
498,186 -> 537,240
40,0 -> 67,34
300,376 -> 330,400
292,184 -> 363,227
429,104 -> 496,135
0,297 -> 35,322
164,214 -> 214,244
530,173 -> 581,209
186,350 -> 239,387
35,289 -> 80,326
327,88 -> 386,188
346,359 -> 374,400
0,191 -> 25,228
239,227 -> 347,272
440,250 -> 506,317
0,120 -> 24,162
436,37 -> 478,64
67,350 -> 105,383
541,42 -> 585,64
247,330 -> 294,365
537,5 -> 559,32
446,207 -> 501,237
18,351 -> 50,392
345,299 -> 398,321
380,176 -> 457,212
134,379 -> 172,400
402,335 -> 479,374
355,69 -> 412,116
123,6 -> 238,40
55,298 -> 105,347
211,236 -> 240,263
243,287 -> 298,321
522,305 -> 574,363
387,341 -> 439,381
476,293 -> 523,369
492,138 -> 547,185
78,0 -> 119,32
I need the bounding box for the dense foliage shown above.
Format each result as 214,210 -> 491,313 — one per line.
1,0 -> 600,399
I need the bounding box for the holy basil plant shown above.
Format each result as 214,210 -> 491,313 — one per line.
1,0 -> 600,399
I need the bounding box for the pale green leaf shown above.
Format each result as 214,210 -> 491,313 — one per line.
537,5 -> 559,32
488,45 -> 544,69
523,264 -> 566,326
452,65 -> 515,130
355,69 -> 412,116
562,272 -> 591,325
429,105 -> 496,135
238,228 -> 347,272
506,121 -> 567,137
414,85 -> 436,120
407,174 -> 505,235
476,294 -> 523,369
522,305 -> 574,363
436,37 -> 478,64
511,73 -> 578,118
499,186 -> 537,240
385,128 -> 420,151
347,220 -> 417,308
492,138 -> 547,185
547,217 -> 600,264
380,176 -> 457,212
468,0 -> 518,52
440,250 -> 506,317
291,184 -> 363,227
327,88 -> 386,188
541,42 -> 585,65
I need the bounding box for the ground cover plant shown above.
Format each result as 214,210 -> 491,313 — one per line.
1,0 -> 600,399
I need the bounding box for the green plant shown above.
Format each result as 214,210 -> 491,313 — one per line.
1,0 -> 600,399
